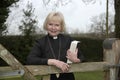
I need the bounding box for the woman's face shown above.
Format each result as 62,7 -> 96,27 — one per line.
47,20 -> 62,37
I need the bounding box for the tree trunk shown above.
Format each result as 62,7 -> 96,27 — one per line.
114,0 -> 120,38
114,1 -> 120,79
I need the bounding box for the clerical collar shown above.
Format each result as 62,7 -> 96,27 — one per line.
48,34 -> 58,40
53,36 -> 58,39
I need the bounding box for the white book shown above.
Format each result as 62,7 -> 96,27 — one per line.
67,40 -> 80,63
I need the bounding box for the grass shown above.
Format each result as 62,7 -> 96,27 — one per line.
0,71 -> 104,80
75,71 -> 104,80
0,76 -> 24,80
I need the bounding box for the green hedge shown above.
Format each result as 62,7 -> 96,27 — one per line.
0,35 -> 37,66
74,37 -> 103,62
0,35 -> 104,66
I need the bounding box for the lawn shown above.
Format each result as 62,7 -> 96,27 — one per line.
0,71 -> 104,80
75,71 -> 104,80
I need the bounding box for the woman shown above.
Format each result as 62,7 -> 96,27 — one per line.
27,11 -> 84,80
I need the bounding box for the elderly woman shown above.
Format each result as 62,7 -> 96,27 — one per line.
27,11 -> 84,80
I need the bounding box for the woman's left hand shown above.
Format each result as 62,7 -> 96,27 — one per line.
66,48 -> 80,63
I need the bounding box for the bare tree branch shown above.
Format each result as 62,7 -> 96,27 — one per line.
42,0 -> 71,11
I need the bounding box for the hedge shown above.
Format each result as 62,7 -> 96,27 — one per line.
0,35 -> 103,66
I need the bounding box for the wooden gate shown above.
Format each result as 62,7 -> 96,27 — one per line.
0,38 -> 120,80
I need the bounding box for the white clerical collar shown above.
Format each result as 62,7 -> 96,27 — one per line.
53,36 -> 58,39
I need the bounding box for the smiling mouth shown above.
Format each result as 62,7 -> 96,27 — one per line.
50,31 -> 58,33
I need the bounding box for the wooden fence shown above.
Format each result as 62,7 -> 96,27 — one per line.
0,38 -> 120,80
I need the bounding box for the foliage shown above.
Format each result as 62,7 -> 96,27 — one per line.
0,35 -> 103,66
19,2 -> 38,36
114,0 -> 120,38
73,37 -> 103,62
42,0 -> 71,11
0,35 -> 37,65
0,0 -> 19,36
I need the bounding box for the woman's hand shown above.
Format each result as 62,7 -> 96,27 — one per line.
48,59 -> 70,72
66,48 -> 80,63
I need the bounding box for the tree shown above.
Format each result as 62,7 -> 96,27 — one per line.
81,0 -> 120,38
19,2 -> 38,37
18,2 -> 38,58
89,13 -> 114,37
42,0 -> 71,11
0,0 -> 19,36
114,0 -> 120,38
114,0 -> 120,79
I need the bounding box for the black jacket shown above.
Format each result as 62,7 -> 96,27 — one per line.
27,34 -> 84,80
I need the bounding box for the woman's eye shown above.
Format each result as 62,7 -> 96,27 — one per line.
55,24 -> 60,26
48,23 -> 60,27
49,23 -> 53,26
49,24 -> 52,25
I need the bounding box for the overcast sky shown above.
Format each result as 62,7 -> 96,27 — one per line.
5,0 -> 114,35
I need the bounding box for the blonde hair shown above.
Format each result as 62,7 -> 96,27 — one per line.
43,11 -> 66,32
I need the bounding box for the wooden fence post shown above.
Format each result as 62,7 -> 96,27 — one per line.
103,38 -> 120,80
0,44 -> 37,80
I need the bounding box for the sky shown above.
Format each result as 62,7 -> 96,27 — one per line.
5,0 -> 114,35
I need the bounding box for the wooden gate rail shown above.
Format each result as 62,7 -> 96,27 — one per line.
0,38 -> 120,80
0,44 -> 37,80
0,69 -> 24,79
0,62 -> 108,76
